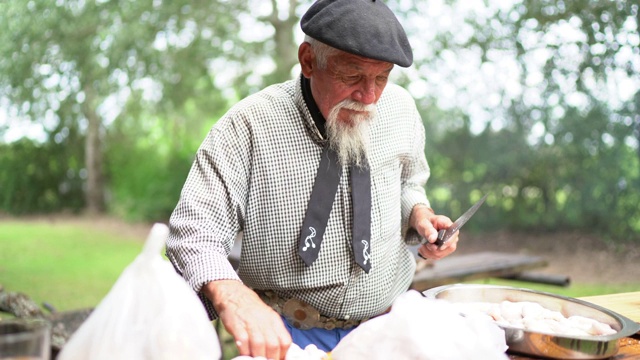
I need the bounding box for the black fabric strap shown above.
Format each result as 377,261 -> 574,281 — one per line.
298,146 -> 372,272
350,162 -> 372,273
298,146 -> 342,266
301,75 -> 326,138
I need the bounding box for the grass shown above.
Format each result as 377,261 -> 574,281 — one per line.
0,220 -> 144,311
463,278 -> 640,298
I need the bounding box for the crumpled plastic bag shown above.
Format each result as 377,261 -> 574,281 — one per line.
58,223 -> 222,360
232,343 -> 328,360
331,290 -> 508,360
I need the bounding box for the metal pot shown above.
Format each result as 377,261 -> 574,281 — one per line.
422,284 -> 640,359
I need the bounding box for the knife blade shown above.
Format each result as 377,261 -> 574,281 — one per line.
430,193 -> 488,248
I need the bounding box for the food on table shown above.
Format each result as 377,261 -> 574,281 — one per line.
456,300 -> 617,337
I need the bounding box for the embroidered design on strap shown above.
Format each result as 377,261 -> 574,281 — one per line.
302,227 -> 317,251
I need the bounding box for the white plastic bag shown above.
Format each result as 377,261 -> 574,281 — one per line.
58,223 -> 222,360
232,343 -> 328,360
331,290 -> 508,360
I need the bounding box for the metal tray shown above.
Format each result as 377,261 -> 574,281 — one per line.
423,284 -> 640,359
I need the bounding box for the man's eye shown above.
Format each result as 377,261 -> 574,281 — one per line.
344,75 -> 360,83
376,76 -> 388,83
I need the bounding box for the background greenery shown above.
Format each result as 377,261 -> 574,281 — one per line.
1,3 -> 637,358
0,1 -> 638,241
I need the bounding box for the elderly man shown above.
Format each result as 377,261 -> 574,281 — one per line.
166,0 -> 459,358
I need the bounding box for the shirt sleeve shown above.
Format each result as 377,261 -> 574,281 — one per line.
400,105 -> 431,245
166,113 -> 251,312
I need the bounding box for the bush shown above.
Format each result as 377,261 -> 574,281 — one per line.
0,139 -> 84,214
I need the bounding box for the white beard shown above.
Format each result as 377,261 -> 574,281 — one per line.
326,99 -> 377,168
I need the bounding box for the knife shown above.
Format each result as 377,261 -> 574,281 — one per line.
429,193 -> 488,248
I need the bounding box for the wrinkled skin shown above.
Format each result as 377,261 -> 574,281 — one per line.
204,280 -> 291,360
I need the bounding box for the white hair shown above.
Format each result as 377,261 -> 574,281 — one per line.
304,35 -> 339,69
326,99 -> 377,167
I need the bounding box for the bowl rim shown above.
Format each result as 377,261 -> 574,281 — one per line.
422,283 -> 640,340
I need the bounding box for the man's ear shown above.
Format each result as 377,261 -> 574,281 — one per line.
298,42 -> 314,78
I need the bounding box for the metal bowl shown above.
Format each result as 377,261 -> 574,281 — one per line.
423,284 -> 640,359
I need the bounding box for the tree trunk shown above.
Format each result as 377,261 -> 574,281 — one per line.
266,0 -> 299,83
83,85 -> 105,214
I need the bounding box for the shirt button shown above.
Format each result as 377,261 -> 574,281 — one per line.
344,315 -> 350,319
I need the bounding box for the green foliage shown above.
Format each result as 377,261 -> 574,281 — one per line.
0,138 -> 84,214
0,0 -> 278,214
411,0 -> 640,241
103,84 -> 229,221
424,105 -> 640,240
104,121 -> 197,222
1,0 -> 639,241
105,145 -> 190,222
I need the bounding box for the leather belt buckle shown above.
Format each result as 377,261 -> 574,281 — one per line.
282,298 -> 320,330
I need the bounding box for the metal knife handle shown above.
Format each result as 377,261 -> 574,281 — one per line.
434,229 -> 447,247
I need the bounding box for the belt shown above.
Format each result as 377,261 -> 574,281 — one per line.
256,290 -> 366,330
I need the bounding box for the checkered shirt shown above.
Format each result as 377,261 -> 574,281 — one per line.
166,75 -> 431,321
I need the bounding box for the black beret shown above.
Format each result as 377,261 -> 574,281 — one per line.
301,0 -> 413,67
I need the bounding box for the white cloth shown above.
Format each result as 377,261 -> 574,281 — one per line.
167,75 -> 431,320
331,291 -> 509,360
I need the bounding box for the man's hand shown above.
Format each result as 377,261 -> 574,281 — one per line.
410,204 -> 458,260
203,280 -> 292,360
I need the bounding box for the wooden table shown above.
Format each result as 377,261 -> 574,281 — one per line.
508,292 -> 640,359
580,292 -> 640,323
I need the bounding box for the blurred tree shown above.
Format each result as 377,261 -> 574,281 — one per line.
0,0 -> 304,216
404,0 -> 639,239
2,0 -> 639,240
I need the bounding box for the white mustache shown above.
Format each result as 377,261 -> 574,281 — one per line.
337,100 -> 376,114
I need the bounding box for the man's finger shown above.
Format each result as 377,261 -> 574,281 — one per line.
262,322 -> 286,360
233,332 -> 251,356
418,219 -> 438,242
248,331 -> 267,358
263,334 -> 283,360
268,316 -> 292,359
223,317 -> 255,357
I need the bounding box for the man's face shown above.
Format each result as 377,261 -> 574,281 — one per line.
298,43 -> 395,165
308,49 -> 393,126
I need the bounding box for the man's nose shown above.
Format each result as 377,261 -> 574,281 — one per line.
352,79 -> 377,105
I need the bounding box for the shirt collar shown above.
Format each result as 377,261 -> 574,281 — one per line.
300,75 -> 327,139
295,74 -> 327,144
